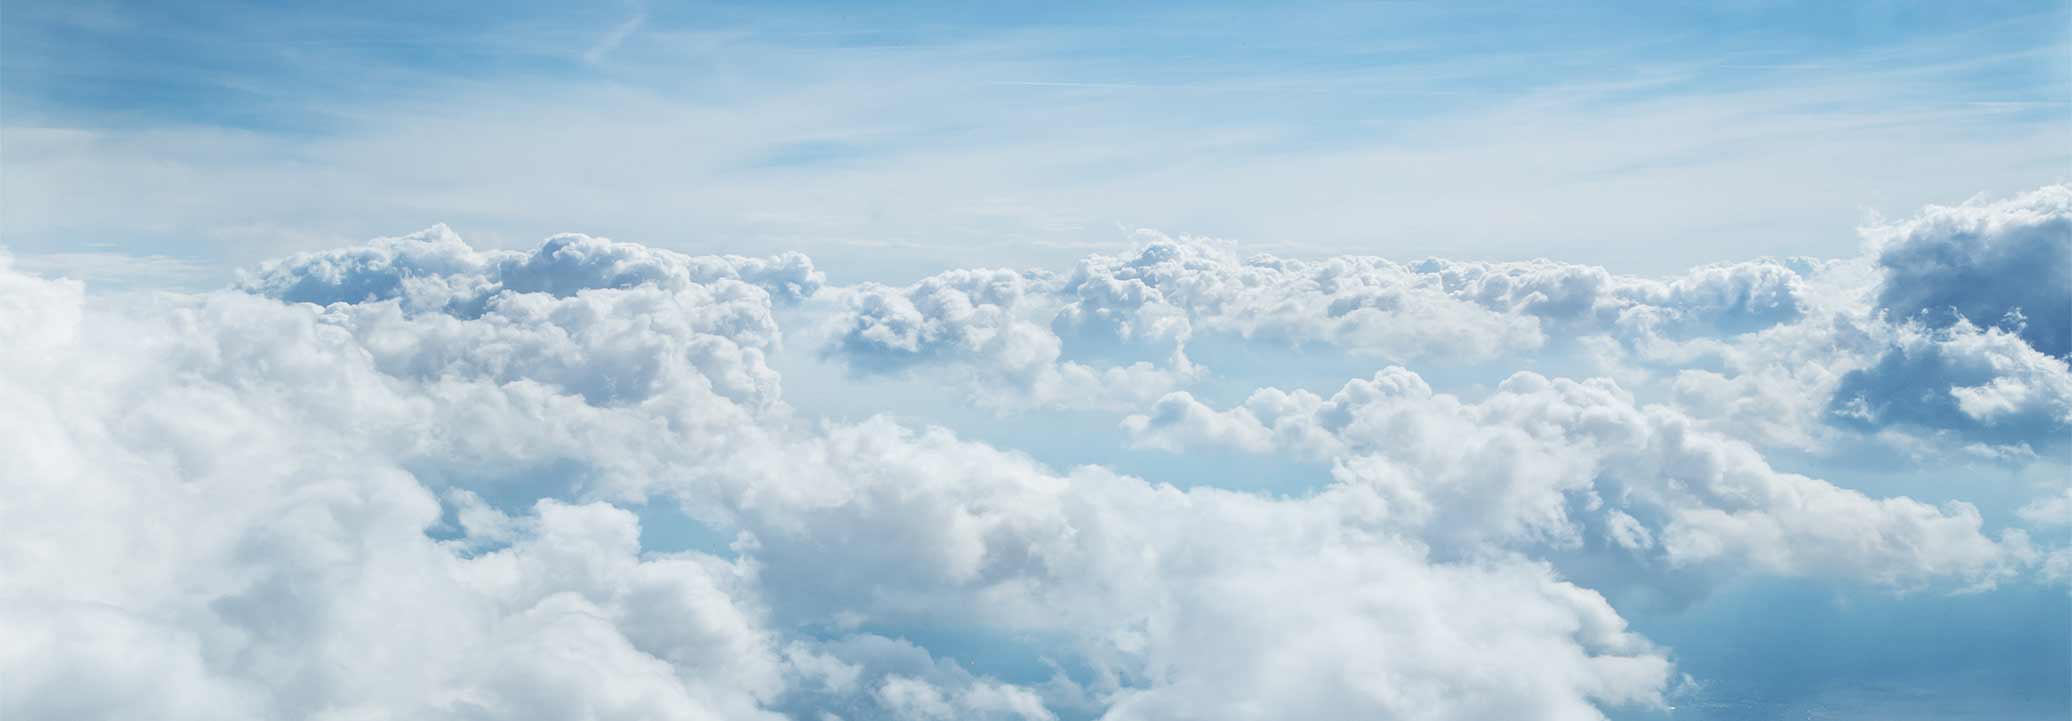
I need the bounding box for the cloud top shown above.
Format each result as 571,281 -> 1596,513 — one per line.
5,187 -> 2069,721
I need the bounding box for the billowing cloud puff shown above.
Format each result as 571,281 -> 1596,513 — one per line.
1480,188 -> 2072,455
1828,318 -> 2072,445
1749,185 -> 2072,448
829,267 -> 1193,410
1652,310 -> 1888,452
1869,184 -> 2071,357
1411,256 -> 1810,338
822,233 -> 1821,410
1053,236 -> 1546,360
1124,367 -> 2033,588
722,419 -> 1673,720
240,224 -> 824,313
237,226 -> 808,413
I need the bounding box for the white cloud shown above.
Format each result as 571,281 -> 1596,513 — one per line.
0,233 -> 1678,720
825,266 -> 1195,410
1828,317 -> 2072,445
1867,184 -> 2071,357
1123,367 -> 2035,588
820,233 -> 1836,410
1411,255 -> 1811,339
2018,488 -> 2072,528
6,189 -> 2070,720
239,224 -> 823,310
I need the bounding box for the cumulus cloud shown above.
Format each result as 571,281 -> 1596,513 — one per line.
1868,184 -> 2071,358
1479,188 -> 2072,456
1411,255 -> 1811,339
712,423 -> 1675,721
820,232 -> 1827,411
1123,367 -> 2034,588
1828,318 -> 2072,445
6,188 -> 2069,721
1,233 -> 1676,721
0,274 -> 788,720
240,224 -> 824,312
1052,236 -> 1545,360
1692,184 -> 2070,450
828,267 -> 1195,410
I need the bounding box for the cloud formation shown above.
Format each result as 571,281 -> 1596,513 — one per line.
1820,185 -> 2072,445
821,232 -> 1830,411
1122,367 -> 2031,588
241,224 -> 823,312
0,236 -> 1672,721
4,185 -> 2068,721
829,267 -> 1195,410
1868,185 -> 2071,357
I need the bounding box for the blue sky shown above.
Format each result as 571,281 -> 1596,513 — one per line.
3,0 -> 2066,287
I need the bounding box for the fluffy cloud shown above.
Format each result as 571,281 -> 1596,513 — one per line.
779,635 -> 1059,721
1051,237 -> 1545,360
821,232 -> 1825,410
1868,184 -> 2071,358
1828,318 -> 2072,445
1489,187 -> 2072,456
1782,186 -> 2072,446
828,267 -> 1195,410
0,235 -> 1674,721
5,188 -> 2068,721
717,418 -> 1674,718
1124,367 -> 2034,588
0,276 -> 788,720
1410,255 -> 1811,339
241,224 -> 823,312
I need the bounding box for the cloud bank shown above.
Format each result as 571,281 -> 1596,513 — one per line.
3,186 -> 2068,721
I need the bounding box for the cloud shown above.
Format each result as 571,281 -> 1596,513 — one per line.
233,225 -> 823,415
0,276 -> 789,720
1457,187 -> 2072,456
722,416 -> 1673,719
0,234 -> 1676,721
1750,184 -> 2072,449
6,190 -> 2070,720
239,224 -> 824,311
1410,255 -> 1811,339
2018,488 -> 2072,528
821,232 -> 1823,410
1123,367 -> 2035,588
1828,318 -> 2072,445
1868,184 -> 2072,357
779,635 -> 1060,721
826,265 -> 1196,410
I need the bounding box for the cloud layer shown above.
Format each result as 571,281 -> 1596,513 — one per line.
3,186 -> 2068,721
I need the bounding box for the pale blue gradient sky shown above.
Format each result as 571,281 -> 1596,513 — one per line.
3,1 -> 2066,288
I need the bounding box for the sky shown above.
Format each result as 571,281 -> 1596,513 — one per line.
2,1 -> 2067,286
2,3 -> 2070,721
